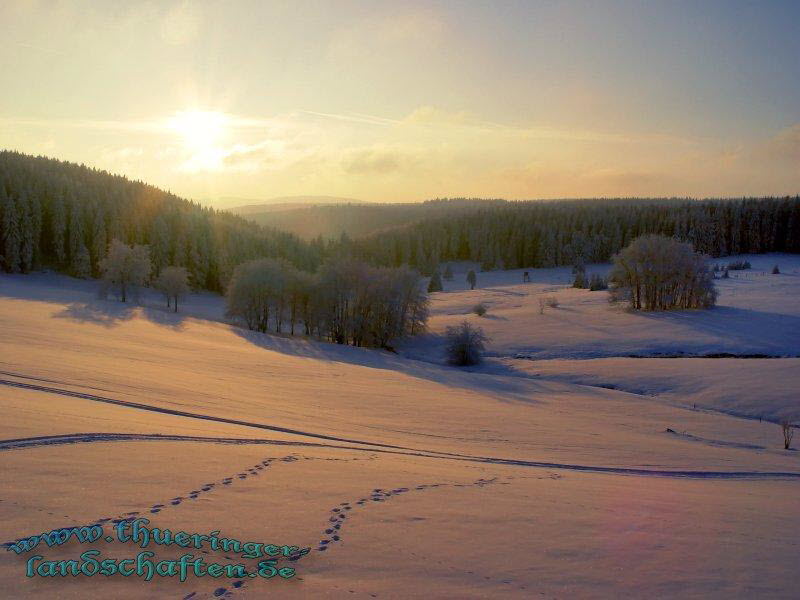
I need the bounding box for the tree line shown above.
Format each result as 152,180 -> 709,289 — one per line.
2,152 -> 798,291
226,257 -> 428,348
346,197 -> 800,274
0,151 -> 321,290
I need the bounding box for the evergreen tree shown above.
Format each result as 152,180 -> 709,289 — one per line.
2,194 -> 21,272
428,270 -> 443,293
50,193 -> 67,266
72,244 -> 91,278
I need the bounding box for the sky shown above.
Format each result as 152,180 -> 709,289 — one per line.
1,0 -> 798,206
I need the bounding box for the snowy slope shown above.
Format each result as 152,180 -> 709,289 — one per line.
405,253 -> 800,360
0,261 -> 799,599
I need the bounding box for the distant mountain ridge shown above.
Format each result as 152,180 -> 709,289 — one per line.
223,195 -> 366,214
230,198 -> 511,240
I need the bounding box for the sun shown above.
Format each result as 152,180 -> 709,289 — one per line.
167,110 -> 228,149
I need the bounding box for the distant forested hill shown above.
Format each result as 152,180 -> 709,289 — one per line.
346,197 -> 800,273
0,151 -> 321,290
231,198 -> 510,240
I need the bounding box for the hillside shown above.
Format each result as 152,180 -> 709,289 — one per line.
403,253 -> 800,423
3,153 -> 797,286
0,151 -> 320,288
229,199 -> 510,241
1,259 -> 798,598
227,196 -> 366,214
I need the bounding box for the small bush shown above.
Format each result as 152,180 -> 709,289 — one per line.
721,268 -> 730,279
727,260 -> 751,271
444,321 -> 489,366
545,296 -> 559,308
472,303 -> 488,316
588,273 -> 608,291
572,271 -> 587,288
428,270 -> 443,293
782,421 -> 795,450
772,264 -> 780,274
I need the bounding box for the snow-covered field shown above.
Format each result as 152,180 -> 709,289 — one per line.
0,253 -> 798,598
413,253 -> 800,360
403,253 -> 800,424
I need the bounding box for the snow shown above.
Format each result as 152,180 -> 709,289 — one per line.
0,254 -> 798,598
410,253 -> 800,361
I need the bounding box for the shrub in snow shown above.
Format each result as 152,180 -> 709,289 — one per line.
466,269 -> 477,290
428,270 -> 443,293
588,273 -> 608,291
545,296 -> 559,308
772,264 -> 780,274
444,320 -> 489,366
572,270 -> 587,288
782,421 -> 795,450
609,235 -> 717,311
472,303 -> 488,316
727,260 -> 751,271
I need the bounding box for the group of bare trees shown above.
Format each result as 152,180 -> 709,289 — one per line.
609,235 -> 717,311
226,258 -> 428,348
99,238 -> 189,311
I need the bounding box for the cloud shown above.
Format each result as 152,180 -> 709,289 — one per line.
764,124 -> 800,162
341,147 -> 410,175
398,105 -> 696,146
341,146 -> 420,175
403,106 -> 477,127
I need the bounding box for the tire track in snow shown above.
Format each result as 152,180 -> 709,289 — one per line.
2,431 -> 799,480
0,377 -> 455,455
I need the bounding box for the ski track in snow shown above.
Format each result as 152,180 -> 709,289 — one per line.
2,429 -> 799,481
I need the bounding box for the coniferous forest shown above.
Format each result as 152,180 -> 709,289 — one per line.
348,197 -> 800,274
1,151 -> 798,289
0,151 -> 321,290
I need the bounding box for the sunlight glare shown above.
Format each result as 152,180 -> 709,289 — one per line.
167,110 -> 228,149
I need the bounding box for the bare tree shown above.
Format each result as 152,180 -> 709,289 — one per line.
227,257 -> 428,348
99,239 -> 151,303
782,421 -> 795,450
609,235 -> 717,311
444,320 -> 489,366
225,258 -> 288,333
155,266 -> 190,312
